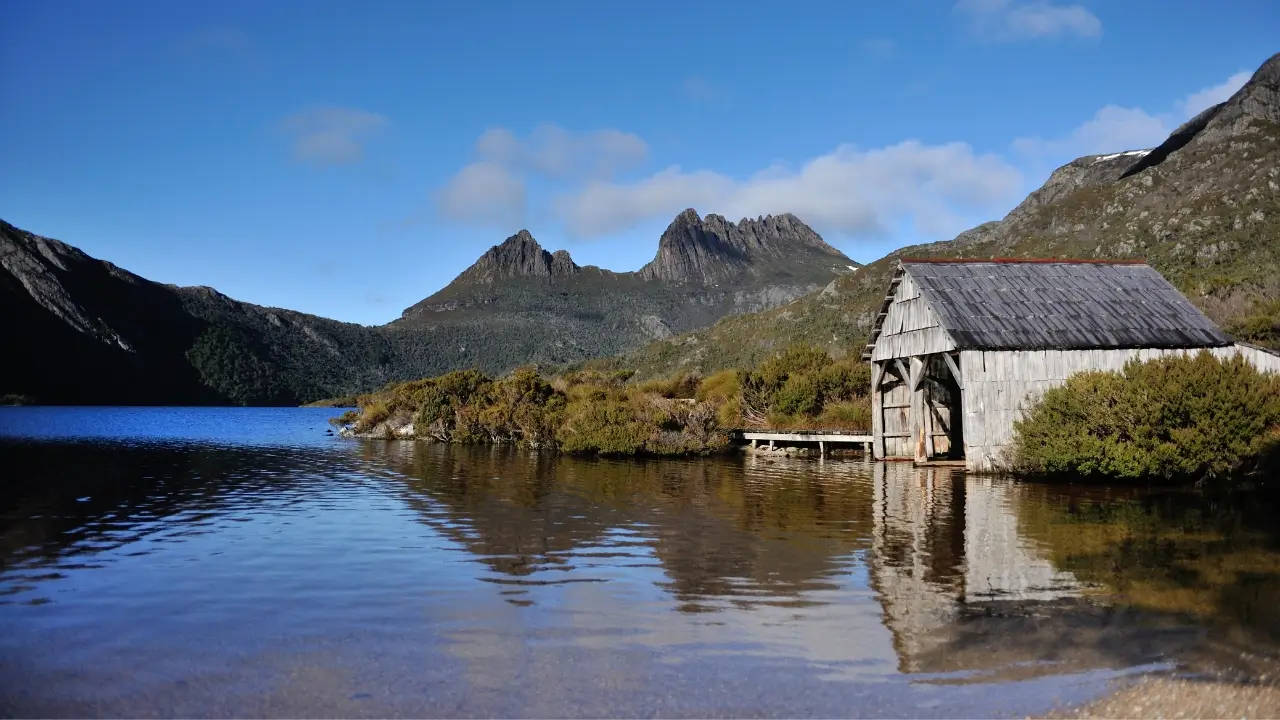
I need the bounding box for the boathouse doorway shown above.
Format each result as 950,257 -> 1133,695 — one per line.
922,354 -> 963,460
873,354 -> 964,461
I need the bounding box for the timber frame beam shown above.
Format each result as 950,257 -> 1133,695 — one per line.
942,352 -> 963,390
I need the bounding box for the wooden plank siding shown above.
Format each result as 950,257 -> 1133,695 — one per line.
961,345 -> 1280,472
871,273 -> 955,362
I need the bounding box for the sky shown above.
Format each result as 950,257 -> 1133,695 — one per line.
2,1 -> 1277,325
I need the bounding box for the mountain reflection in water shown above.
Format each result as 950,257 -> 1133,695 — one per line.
2,409 -> 1280,718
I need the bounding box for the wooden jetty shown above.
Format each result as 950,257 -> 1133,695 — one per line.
736,430 -> 872,457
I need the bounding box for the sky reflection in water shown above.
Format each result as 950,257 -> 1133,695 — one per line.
1,407 -> 1277,718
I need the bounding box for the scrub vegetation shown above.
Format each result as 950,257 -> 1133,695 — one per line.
331,345 -> 873,456
1010,352 -> 1280,482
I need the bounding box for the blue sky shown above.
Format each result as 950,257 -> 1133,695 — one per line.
2,1 -> 1276,325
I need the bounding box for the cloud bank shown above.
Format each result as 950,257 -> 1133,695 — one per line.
432,67 -> 1252,243
554,142 -> 1023,239
1013,69 -> 1251,159
280,106 -> 389,167
435,124 -> 649,228
955,0 -> 1102,41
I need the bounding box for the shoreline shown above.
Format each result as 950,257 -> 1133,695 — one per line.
1047,676 -> 1280,719
334,424 -> 878,460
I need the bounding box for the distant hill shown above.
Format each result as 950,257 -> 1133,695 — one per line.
0,210 -> 855,405
612,51 -> 1280,379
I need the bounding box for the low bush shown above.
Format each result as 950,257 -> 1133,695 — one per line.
1011,352 -> 1280,482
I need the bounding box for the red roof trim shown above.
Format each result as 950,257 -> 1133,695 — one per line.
900,257 -> 1148,265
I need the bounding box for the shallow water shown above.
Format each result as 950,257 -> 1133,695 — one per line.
2,407 -> 1279,718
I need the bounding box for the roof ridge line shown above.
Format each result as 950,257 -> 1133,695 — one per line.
900,257 -> 1148,265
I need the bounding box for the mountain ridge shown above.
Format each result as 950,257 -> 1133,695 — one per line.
0,209 -> 855,405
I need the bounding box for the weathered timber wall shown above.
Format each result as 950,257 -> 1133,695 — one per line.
880,365 -> 914,457
961,345 -> 1280,472
1233,343 -> 1280,373
871,273 -> 955,362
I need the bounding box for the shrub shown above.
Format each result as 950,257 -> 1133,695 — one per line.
696,370 -> 739,402
774,373 -> 824,416
479,368 -> 565,447
1226,301 -> 1280,351
558,397 -> 650,454
818,400 -> 873,431
636,373 -> 701,399
738,346 -> 872,427
1011,352 -> 1280,481
330,408 -> 361,427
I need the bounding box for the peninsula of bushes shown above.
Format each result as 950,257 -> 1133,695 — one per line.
331,347 -> 1280,484
330,345 -> 871,456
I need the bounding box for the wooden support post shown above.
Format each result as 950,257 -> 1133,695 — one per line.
750,438 -> 757,449
923,359 -> 936,460
819,440 -> 826,457
910,356 -> 927,463
871,361 -> 886,460
768,439 -> 775,450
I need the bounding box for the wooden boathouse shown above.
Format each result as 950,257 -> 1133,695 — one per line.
863,258 -> 1280,472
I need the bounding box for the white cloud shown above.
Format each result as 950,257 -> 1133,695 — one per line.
280,106 -> 388,167
955,0 -> 1101,41
434,124 -> 648,226
1013,69 -> 1251,160
435,161 -> 527,228
1012,105 -> 1170,158
553,141 -> 1024,239
1177,70 -> 1251,118
475,125 -> 648,180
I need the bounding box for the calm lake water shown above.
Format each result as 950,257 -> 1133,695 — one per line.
2,407 -> 1280,718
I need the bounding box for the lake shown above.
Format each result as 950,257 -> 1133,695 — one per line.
2,407 -> 1279,718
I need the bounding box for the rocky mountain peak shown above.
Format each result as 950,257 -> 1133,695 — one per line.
637,209 -> 849,284
456,230 -> 580,284
1119,51 -> 1280,179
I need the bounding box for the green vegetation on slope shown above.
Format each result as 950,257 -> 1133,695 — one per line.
1010,352 -> 1280,482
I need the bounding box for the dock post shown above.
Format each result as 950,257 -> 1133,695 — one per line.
750,438 -> 757,449
863,442 -> 871,459
818,440 -> 825,457
769,439 -> 775,450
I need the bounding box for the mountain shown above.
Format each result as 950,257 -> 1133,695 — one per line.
637,209 -> 848,284
0,219 -> 399,405
613,51 -> 1280,379
392,210 -> 856,373
0,210 -> 854,405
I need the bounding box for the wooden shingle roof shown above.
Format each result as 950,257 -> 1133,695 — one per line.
862,259 -> 1231,359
